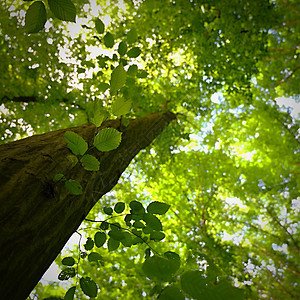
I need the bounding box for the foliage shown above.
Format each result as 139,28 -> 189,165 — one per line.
0,0 -> 299,299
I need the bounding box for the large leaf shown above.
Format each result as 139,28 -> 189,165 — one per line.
147,201 -> 170,215
65,180 -> 82,195
142,256 -> 179,282
80,277 -> 98,298
64,286 -> 75,300
94,232 -> 106,248
25,1 -> 47,33
48,0 -> 76,22
111,98 -> 132,117
80,154 -> 100,171
110,64 -> 127,95
158,286 -> 185,300
180,270 -> 207,299
107,237 -> 120,251
64,131 -> 88,156
93,128 -> 122,152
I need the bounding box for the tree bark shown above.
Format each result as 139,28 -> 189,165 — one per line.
0,111 -> 176,300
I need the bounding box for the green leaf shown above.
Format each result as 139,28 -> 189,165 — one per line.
64,131 -> 88,156
150,231 -> 165,241
58,267 -> 76,280
180,270 -> 207,299
127,28 -> 137,43
104,32 -> 114,48
147,201 -> 170,215
64,286 -> 76,300
91,104 -> 110,127
80,154 -> 100,171
110,64 -> 127,95
159,286 -> 185,300
118,42 -> 127,56
65,180 -> 82,195
111,98 -> 132,117
25,1 -> 47,34
133,220 -> 144,228
103,206 -> 113,215
88,252 -> 103,265
120,232 -> 132,247
93,128 -> 122,152
143,213 -> 162,231
108,229 -> 125,241
142,256 -> 179,282
94,232 -> 106,247
127,47 -> 141,58
54,174 -> 65,181
100,221 -> 109,230
164,251 -> 180,269
62,257 -> 75,266
107,237 -> 120,251
95,18 -> 104,34
48,0 -> 76,22
98,82 -> 110,92
137,70 -> 148,78
80,277 -> 98,298
129,200 -> 145,213
84,237 -> 94,251
127,65 -> 138,75
114,202 -> 125,213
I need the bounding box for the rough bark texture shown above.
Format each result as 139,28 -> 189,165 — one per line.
0,111 -> 176,300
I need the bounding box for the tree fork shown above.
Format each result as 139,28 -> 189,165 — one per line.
0,111 -> 176,300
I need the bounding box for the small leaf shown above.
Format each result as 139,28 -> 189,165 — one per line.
118,41 -> 127,56
142,256 -> 179,282
98,82 -> 110,92
25,1 -> 47,34
104,32 -> 114,48
127,47 -> 141,58
108,237 -> 120,251
95,18 -> 104,34
147,201 -> 170,215
143,213 -> 162,231
150,231 -> 165,241
127,64 -> 138,75
133,221 -> 144,228
80,154 -> 100,171
114,202 -> 125,214
145,248 -> 151,259
127,28 -> 137,43
93,128 -> 122,152
110,64 -> 127,95
100,221 -> 109,230
64,286 -> 76,300
94,232 -> 106,247
58,267 -> 76,280
54,174 -> 65,181
80,277 -> 98,298
84,237 -> 94,251
111,98 -> 132,117
64,131 -> 88,155
62,257 -> 75,266
137,70 -> 148,78
65,180 -> 82,195
158,286 -> 185,300
120,232 -> 132,247
103,206 -> 113,215
48,0 -> 76,22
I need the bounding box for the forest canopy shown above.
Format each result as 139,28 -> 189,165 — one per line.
0,0 -> 299,299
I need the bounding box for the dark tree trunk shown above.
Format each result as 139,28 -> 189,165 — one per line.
0,111 -> 175,300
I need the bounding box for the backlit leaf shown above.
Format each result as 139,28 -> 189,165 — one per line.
94,232 -> 106,247
158,286 -> 185,300
104,32 -> 114,48
147,201 -> 170,215
93,128 -> 122,152
58,267 -> 75,280
80,154 -> 100,171
84,237 -> 94,251
127,28 -> 137,43
143,213 -> 162,231
110,64 -> 127,95
118,42 -> 127,56
111,98 -> 132,117
127,47 -> 141,58
114,202 -> 125,213
25,1 -> 47,34
62,257 -> 75,266
95,18 -> 104,34
80,277 -> 98,298
108,237 -> 120,251
64,286 -> 76,300
64,131 -> 88,155
48,0 -> 76,22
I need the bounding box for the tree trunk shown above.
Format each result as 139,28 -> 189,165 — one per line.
0,111 -> 175,300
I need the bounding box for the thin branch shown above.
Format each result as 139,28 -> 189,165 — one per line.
276,64 -> 300,86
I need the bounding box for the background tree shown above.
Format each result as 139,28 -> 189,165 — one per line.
0,0 -> 299,299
